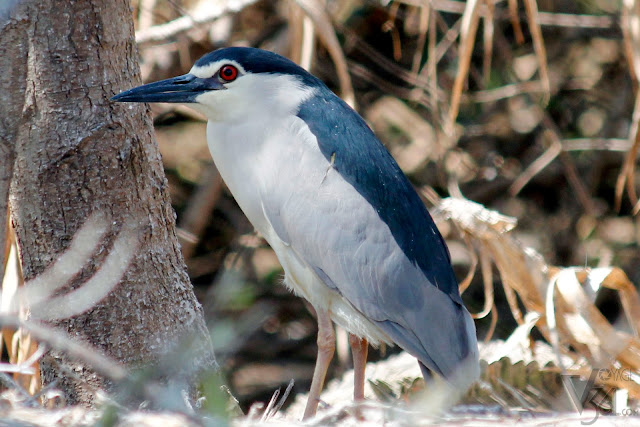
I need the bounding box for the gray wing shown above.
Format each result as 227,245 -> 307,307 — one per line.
260,117 -> 478,380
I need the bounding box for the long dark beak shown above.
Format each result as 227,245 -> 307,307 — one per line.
111,74 -> 224,103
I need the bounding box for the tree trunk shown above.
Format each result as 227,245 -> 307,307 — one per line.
0,0 -> 216,405
0,0 -> 24,285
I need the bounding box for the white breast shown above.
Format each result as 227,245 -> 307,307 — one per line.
206,117 -> 392,345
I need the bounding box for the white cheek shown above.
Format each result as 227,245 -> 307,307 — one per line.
192,89 -> 247,121
191,91 -> 222,118
184,101 -> 214,118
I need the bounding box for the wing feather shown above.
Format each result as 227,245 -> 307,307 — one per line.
259,96 -> 478,380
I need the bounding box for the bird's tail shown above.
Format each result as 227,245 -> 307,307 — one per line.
420,306 -> 480,389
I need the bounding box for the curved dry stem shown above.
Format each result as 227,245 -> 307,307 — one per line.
615,92 -> 640,211
508,0 -> 524,44
471,248 -> 494,320
482,0 -> 495,86
411,5 -> 430,74
458,234 -> 478,294
544,272 -> 581,412
449,0 -> 482,123
484,302 -> 498,342
294,0 -> 356,108
523,0 -> 550,104
509,132 -> 562,196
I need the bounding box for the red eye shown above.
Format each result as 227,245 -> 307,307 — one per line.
219,65 -> 238,82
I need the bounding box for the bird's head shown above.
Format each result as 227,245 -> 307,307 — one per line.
112,47 -> 322,122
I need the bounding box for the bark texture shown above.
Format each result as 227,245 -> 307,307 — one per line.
1,0 -> 216,405
0,0 -> 24,281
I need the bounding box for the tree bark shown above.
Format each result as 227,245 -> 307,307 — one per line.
0,0 -> 24,285
0,0 -> 216,405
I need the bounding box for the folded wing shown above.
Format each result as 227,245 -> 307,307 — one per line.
260,92 -> 479,381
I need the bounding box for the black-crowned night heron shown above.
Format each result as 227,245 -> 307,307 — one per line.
112,47 -> 479,418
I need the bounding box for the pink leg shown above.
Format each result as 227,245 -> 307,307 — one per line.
303,310 -> 335,420
349,334 -> 368,402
